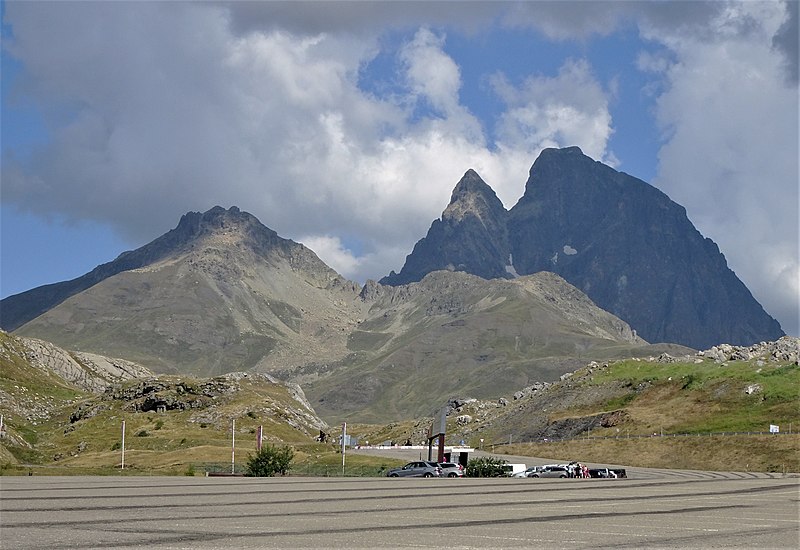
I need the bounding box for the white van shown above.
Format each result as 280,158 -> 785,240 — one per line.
501,463 -> 527,477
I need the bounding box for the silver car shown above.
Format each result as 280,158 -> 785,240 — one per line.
528,465 -> 569,478
515,466 -> 544,478
438,462 -> 464,477
386,461 -> 442,477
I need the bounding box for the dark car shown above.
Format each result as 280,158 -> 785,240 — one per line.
438,462 -> 464,477
386,461 -> 442,477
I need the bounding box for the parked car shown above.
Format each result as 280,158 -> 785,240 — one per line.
514,466 -> 544,478
386,461 -> 442,477
501,463 -> 528,477
528,465 -> 569,478
438,462 -> 464,477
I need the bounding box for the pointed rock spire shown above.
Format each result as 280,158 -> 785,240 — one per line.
380,169 -> 510,285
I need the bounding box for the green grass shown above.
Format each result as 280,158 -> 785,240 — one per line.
592,360 -> 800,398
581,359 -> 800,434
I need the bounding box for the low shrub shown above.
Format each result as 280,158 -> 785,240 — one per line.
466,456 -> 507,477
245,444 -> 294,477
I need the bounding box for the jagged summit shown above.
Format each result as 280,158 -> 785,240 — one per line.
382,147 -> 784,349
120,205 -> 280,260
443,169 -> 503,222
381,169 -> 510,285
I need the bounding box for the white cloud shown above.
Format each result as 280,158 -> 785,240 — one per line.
2,0 -> 796,337
490,59 -> 616,165
3,1 -> 616,279
641,1 -> 799,335
297,235 -> 364,279
399,28 -> 462,116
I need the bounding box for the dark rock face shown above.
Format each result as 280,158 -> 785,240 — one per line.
381,169 -> 510,285
381,147 -> 784,349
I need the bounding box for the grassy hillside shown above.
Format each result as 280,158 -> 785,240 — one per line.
346,340 -> 799,473
3,331 -> 797,475
0,373 -> 329,474
1,332 -> 341,475
305,272 -> 691,423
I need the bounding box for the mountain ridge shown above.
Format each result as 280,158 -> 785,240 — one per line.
382,146 -> 784,349
2,204 -> 679,421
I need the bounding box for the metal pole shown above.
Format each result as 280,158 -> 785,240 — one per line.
231,418 -> 236,474
121,420 -> 126,470
341,422 -> 347,476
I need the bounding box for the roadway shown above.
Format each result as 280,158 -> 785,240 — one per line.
2,472 -> 798,549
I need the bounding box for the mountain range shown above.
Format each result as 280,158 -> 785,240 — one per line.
0,147 -> 783,420
382,146 -> 784,349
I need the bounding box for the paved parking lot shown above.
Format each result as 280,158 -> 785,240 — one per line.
2,473 -> 798,549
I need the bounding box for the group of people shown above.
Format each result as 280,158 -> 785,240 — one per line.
567,461 -> 591,478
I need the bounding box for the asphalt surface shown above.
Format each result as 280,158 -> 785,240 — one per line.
2,472 -> 798,549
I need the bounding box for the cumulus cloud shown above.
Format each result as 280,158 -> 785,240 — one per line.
639,1 -> 799,336
490,58 -> 616,167
2,0 -> 796,336
2,1 -> 613,275
297,234 -> 364,279
400,28 -> 463,116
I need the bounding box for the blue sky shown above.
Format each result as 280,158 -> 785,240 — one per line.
1,1 -> 798,337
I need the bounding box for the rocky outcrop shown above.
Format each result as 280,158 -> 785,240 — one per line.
697,336 -> 799,364
3,331 -> 152,393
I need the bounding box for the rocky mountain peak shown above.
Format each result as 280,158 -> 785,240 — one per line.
380,169 -> 511,285
443,169 -> 506,225
382,147 -> 785,349
0,205 -> 342,333
146,205 -> 278,257
517,146 -> 621,206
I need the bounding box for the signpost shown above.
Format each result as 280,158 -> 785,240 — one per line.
121,420 -> 126,470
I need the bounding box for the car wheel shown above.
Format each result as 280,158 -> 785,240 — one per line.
530,474 -> 539,478
423,472 -> 433,478
559,475 -> 567,478
448,472 -> 458,477
389,473 -> 399,477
